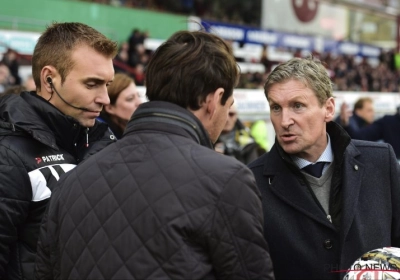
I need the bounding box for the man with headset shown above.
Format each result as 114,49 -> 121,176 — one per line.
0,22 -> 117,279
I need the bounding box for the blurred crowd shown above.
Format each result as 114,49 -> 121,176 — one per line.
113,28 -> 151,86
238,46 -> 400,93
73,0 -> 400,93
1,28 -> 400,94
107,30 -> 400,94
79,0 -> 262,26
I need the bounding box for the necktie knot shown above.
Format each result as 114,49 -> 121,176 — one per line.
302,162 -> 325,178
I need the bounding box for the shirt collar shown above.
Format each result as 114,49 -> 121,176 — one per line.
291,133 -> 334,170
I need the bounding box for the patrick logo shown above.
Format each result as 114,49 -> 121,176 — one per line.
35,154 -> 64,165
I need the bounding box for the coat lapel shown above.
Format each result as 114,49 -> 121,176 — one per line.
263,147 -> 336,230
340,142 -> 363,244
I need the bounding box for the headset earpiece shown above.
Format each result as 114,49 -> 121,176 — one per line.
46,77 -> 53,84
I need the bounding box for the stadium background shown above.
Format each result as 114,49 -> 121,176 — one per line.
1,0 -> 400,145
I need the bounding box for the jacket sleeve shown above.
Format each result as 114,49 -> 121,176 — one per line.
389,145 -> 400,246
344,117 -> 385,141
206,165 -> 274,280
34,200 -> 52,279
34,177 -> 63,280
0,146 -> 31,275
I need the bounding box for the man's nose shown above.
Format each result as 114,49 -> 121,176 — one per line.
281,109 -> 294,128
96,87 -> 110,106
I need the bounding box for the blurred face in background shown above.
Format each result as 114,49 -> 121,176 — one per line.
222,103 -> 238,134
355,100 -> 374,124
0,64 -> 10,85
104,81 -> 141,128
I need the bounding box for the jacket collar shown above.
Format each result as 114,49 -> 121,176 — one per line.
0,91 -> 109,154
125,101 -> 214,149
265,121 -> 351,176
352,114 -> 369,128
98,112 -> 124,139
262,122 -> 354,229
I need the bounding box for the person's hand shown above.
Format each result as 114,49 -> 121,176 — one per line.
340,102 -> 352,126
214,142 -> 225,154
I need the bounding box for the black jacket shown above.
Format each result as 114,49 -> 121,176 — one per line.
334,113 -> 370,131
0,92 -> 115,280
34,101 -> 274,280
249,122 -> 400,280
343,113 -> 400,159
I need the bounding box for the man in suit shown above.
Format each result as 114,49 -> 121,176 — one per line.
339,100 -> 400,160
335,97 -> 375,130
248,57 -> 400,280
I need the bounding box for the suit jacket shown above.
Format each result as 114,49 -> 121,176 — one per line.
344,114 -> 400,159
334,113 -> 370,131
248,122 -> 400,280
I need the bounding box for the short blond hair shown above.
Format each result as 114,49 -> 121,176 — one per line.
264,57 -> 334,106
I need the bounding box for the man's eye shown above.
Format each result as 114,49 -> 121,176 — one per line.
294,103 -> 303,109
271,105 -> 280,112
86,83 -> 96,88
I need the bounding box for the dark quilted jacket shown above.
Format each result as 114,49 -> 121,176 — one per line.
34,101 -> 274,280
0,92 -> 116,280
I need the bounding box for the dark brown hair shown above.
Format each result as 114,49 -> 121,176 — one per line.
32,22 -> 118,90
107,73 -> 134,105
145,30 -> 240,110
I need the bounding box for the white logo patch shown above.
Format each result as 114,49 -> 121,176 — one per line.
29,164 -> 76,201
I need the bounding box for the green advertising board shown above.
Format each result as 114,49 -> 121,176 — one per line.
0,0 -> 188,43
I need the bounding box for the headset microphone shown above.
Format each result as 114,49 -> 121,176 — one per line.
47,77 -> 94,112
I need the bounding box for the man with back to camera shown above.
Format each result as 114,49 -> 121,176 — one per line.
248,57 -> 400,279
34,30 -> 275,280
0,22 -> 117,279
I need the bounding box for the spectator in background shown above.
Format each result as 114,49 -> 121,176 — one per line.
340,102 -> 400,160
0,63 -> 10,93
35,29 -> 274,280
215,102 -> 265,164
114,41 -> 130,68
260,45 -> 273,74
335,97 -> 374,130
250,119 -> 269,152
23,75 -> 36,91
134,63 -> 145,85
1,49 -> 21,85
127,28 -> 145,67
99,73 -> 141,138
249,57 -> 400,279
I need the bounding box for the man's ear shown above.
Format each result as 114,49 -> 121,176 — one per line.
206,87 -> 225,120
39,66 -> 57,95
324,97 -> 336,122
